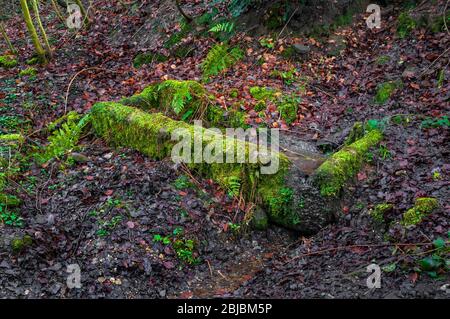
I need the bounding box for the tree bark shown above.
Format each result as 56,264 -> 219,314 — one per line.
19,0 -> 46,61
0,22 -> 17,54
31,0 -> 52,57
50,0 -> 66,22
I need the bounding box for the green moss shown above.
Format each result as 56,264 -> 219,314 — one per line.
229,88 -> 239,98
313,129 -> 383,196
267,187 -> 294,218
19,67 -> 37,77
277,94 -> 299,125
397,12 -> 417,38
281,46 -> 296,60
376,55 -> 390,65
47,111 -> 80,131
91,102 -> 289,222
164,19 -> 193,49
121,80 -> 246,128
133,52 -> 169,68
370,203 -> 393,223
374,81 -> 400,104
0,193 -> 22,207
26,56 -> 40,65
11,235 -> 32,253
0,55 -> 18,68
0,133 -> 24,144
429,13 -> 450,33
249,86 -> 277,101
345,122 -> 364,145
254,101 -> 266,112
402,197 -> 439,226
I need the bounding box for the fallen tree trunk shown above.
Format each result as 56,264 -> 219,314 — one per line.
91,101 -> 382,234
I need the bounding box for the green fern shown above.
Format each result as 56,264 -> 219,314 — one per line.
209,21 -> 235,34
37,113 -> 91,164
157,81 -> 193,115
225,176 -> 241,197
201,44 -> 243,80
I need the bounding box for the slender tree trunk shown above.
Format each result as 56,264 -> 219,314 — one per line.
0,22 -> 17,54
74,0 -> 90,25
50,0 -> 66,22
31,0 -> 52,57
174,0 -> 193,23
19,0 -> 46,60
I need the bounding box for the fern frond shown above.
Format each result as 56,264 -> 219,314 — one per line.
201,44 -> 243,80
37,113 -> 91,163
209,21 -> 234,34
225,176 -> 241,197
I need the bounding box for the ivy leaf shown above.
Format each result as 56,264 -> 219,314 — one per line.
433,237 -> 446,249
419,256 -> 442,271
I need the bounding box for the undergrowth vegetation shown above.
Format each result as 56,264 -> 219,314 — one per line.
201,43 -> 243,81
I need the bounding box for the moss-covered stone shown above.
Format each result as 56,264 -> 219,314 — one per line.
370,203 -> 393,223
313,129 -> 383,196
374,81 -> 401,104
91,101 -> 290,201
402,197 -> 439,226
0,55 -> 18,68
11,235 -> 32,253
250,207 -> 269,230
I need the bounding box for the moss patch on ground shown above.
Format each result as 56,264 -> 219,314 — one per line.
19,67 -> 37,77
313,129 -> 383,196
397,12 -> 417,38
374,81 -> 402,104
0,55 -> 18,68
402,197 -> 439,226
370,203 -> 393,223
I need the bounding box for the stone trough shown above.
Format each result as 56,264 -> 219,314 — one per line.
90,81 -> 383,234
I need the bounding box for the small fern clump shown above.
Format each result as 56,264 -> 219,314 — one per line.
201,43 -> 243,81
36,113 -> 91,164
209,21 -> 235,34
225,176 -> 241,197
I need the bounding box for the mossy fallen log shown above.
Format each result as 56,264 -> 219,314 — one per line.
91,102 -> 382,233
312,129 -> 383,196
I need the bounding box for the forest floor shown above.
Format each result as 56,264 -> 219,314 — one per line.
0,0 -> 448,298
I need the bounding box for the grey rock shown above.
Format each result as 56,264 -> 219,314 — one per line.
293,44 -> 311,54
